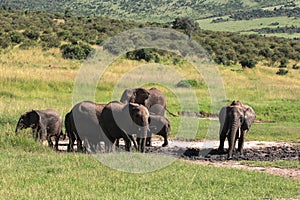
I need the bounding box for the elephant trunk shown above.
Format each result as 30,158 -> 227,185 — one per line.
228,114 -> 239,159
15,118 -> 23,135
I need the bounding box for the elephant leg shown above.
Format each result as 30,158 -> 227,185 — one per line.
121,132 -> 132,152
137,138 -> 146,153
218,122 -> 228,153
77,139 -> 83,152
128,135 -> 137,150
218,132 -> 227,153
47,135 -> 54,148
67,132 -> 75,152
54,135 -> 59,151
162,135 -> 168,147
146,137 -> 152,146
238,130 -> 247,154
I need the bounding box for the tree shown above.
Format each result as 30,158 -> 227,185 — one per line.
172,17 -> 199,38
239,58 -> 257,69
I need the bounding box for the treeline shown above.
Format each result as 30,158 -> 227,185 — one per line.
1,9 -> 300,70
213,6 -> 300,23
251,25 -> 300,35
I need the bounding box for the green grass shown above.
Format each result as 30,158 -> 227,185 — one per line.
0,48 -> 300,199
0,141 -> 299,200
197,16 -> 300,38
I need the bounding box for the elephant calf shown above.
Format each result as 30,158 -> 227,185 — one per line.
15,109 -> 64,150
146,114 -> 170,147
218,100 -> 256,159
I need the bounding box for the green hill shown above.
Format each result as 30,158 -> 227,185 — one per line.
0,0 -> 292,22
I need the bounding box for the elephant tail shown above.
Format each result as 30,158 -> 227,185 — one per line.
166,108 -> 178,117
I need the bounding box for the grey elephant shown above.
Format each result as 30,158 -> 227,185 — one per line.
99,101 -> 150,152
146,114 -> 170,147
15,109 -> 64,150
120,87 -> 176,116
67,101 -> 107,153
218,100 -> 256,159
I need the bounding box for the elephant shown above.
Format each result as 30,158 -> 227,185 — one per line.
218,100 -> 256,159
146,114 -> 170,147
66,101 -> 107,153
15,109 -> 64,150
120,87 -> 176,116
99,101 -> 150,152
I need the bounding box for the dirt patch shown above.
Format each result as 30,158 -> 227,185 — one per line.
144,140 -> 300,180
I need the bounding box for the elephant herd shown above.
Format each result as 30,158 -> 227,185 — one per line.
15,87 -> 256,159
15,87 -> 171,153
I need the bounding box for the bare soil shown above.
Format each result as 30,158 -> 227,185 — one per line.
143,139 -> 300,180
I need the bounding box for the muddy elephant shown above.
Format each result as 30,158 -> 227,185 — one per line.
120,87 -> 176,116
146,114 -> 170,147
15,109 -> 64,150
99,101 -> 150,152
218,100 -> 256,159
67,101 -> 107,153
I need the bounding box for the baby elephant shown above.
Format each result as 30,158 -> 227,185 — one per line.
15,109 -> 64,150
146,114 -> 170,147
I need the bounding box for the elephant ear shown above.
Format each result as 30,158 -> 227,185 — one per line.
28,110 -> 41,128
242,106 -> 256,130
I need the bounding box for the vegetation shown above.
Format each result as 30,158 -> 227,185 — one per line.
0,0 -> 291,22
1,9 -> 300,71
0,5 -> 299,199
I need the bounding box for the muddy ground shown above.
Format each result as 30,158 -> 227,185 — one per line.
59,139 -> 299,180
144,139 -> 300,180
146,141 -> 299,162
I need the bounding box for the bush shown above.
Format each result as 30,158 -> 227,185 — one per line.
292,64 -> 299,69
126,49 -> 160,62
23,29 -> 39,40
276,69 -> 289,75
60,43 -> 94,60
239,59 -> 257,69
176,79 -> 204,88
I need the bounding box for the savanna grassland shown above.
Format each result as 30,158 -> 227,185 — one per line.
0,45 -> 300,199
0,5 -> 299,200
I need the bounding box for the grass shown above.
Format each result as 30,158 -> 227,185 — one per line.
0,47 -> 300,199
197,16 -> 300,38
0,140 -> 299,200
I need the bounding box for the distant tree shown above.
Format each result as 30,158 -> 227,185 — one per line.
23,29 -> 39,40
9,31 -> 23,44
0,36 -> 11,48
239,58 -> 257,69
172,17 -> 199,38
276,69 -> 288,75
279,59 -> 288,68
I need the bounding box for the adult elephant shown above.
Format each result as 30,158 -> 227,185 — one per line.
15,109 -> 64,150
99,101 -> 150,152
120,87 -> 176,116
218,100 -> 256,159
146,114 -> 170,147
67,101 -> 107,153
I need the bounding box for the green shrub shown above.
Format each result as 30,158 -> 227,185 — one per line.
276,69 -> 289,75
60,43 -> 94,60
176,79 -> 204,88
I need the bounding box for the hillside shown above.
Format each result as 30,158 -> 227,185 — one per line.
1,8 -> 300,70
0,0 -> 291,22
